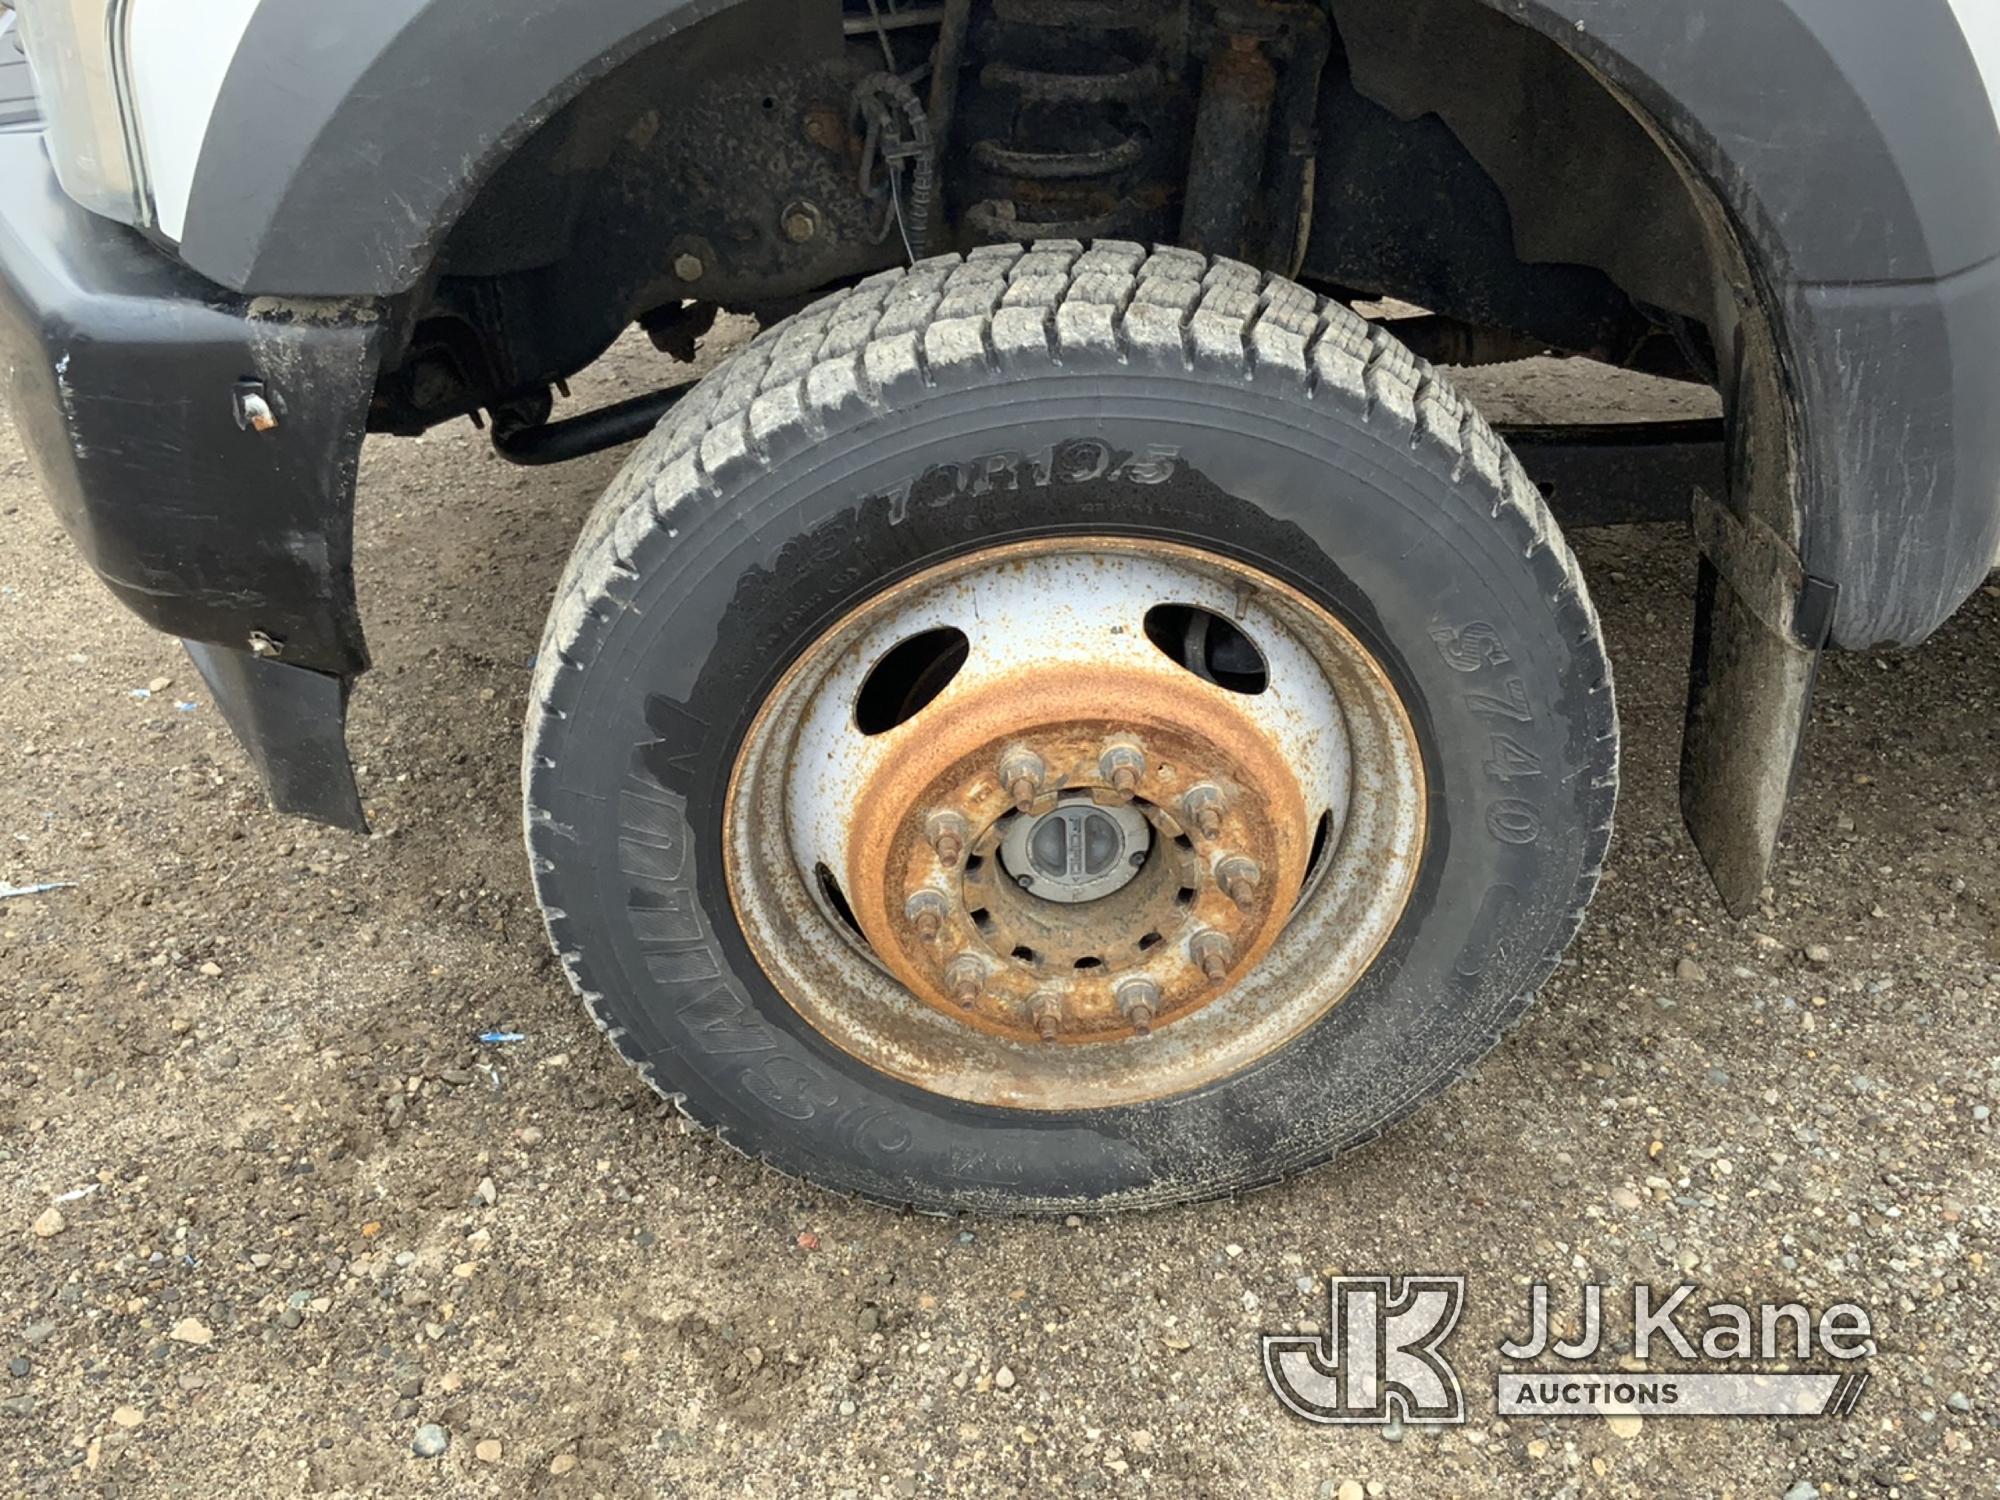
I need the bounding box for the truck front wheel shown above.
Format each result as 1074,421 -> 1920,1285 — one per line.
524,242 -> 1616,1211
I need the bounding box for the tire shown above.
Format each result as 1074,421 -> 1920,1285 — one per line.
525,242 -> 1616,1213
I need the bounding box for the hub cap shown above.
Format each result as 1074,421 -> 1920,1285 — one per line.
724,538 -> 1426,1109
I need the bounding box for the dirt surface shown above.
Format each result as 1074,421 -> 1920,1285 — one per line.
1,329 -> 1994,1498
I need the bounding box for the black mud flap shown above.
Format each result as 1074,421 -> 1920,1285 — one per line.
1680,489 -> 1838,916
185,642 -> 367,833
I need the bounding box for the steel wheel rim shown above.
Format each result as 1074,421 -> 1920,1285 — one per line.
724,536 -> 1427,1110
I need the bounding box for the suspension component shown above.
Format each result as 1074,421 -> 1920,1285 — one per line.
960,0 -> 1187,243
1180,1 -> 1333,268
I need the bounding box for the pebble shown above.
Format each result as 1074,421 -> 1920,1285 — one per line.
111,1405 -> 143,1429
1782,1483 -> 1820,1500
279,1307 -> 303,1330
412,1423 -> 449,1459
517,1126 -> 544,1147
1946,1391 -> 1972,1413
549,1453 -> 578,1475
168,1317 -> 212,1346
1675,957 -> 1706,983
994,1365 -> 1016,1391
474,1438 -> 503,1463
6,1358 -> 27,1378
31,1206 -> 64,1238
1606,1412 -> 1642,1439
1803,944 -> 1834,967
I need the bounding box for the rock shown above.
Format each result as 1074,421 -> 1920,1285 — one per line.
1378,1417 -> 1404,1443
111,1406 -> 143,1429
1606,1412 -> 1642,1439
279,1307 -> 303,1330
1803,944 -> 1834,967
475,1177 -> 498,1207
1675,958 -> 1707,983
1946,1391 -> 1972,1413
148,676 -> 173,693
1611,1187 -> 1643,1212
1338,1483 -> 1365,1500
517,1126 -> 544,1147
6,1358 -> 27,1378
168,1317 -> 213,1346
474,1438 -> 503,1463
412,1424 -> 449,1459
31,1206 -> 64,1238
549,1453 -> 578,1475
1782,1483 -> 1820,1500
994,1365 -> 1016,1391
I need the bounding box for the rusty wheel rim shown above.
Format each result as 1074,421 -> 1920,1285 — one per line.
724,538 -> 1426,1110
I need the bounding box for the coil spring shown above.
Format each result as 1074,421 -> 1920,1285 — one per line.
963,0 -> 1183,242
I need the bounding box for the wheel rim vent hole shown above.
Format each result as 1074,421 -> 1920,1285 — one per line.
815,863 -> 867,942
854,627 -> 970,735
1143,604 -> 1269,694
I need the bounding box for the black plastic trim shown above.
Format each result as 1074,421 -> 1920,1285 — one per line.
0,131 -> 380,678
184,641 -> 367,832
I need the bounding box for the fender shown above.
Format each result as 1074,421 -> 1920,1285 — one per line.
178,0 -> 2000,652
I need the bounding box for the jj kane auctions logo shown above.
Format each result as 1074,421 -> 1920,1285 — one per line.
1264,1277 -> 1875,1424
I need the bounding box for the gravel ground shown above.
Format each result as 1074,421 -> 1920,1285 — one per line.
0,327 -> 1994,1498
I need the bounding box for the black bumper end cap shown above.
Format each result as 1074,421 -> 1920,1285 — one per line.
184,640 -> 367,833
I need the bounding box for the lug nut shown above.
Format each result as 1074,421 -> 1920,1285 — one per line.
1099,744 -> 1145,799
904,890 -> 947,940
1181,783 -> 1225,839
945,955 -> 986,1007
999,750 -> 1046,813
1116,976 -> 1160,1036
1216,855 -> 1262,909
926,811 -> 970,867
1030,991 -> 1064,1043
1190,930 -> 1233,983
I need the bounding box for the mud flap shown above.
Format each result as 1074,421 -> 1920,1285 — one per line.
1680,490 -> 1838,916
185,641 -> 367,833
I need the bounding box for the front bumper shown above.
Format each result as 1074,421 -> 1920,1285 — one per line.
0,127 -> 381,828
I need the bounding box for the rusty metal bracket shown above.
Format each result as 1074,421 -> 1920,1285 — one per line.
1679,487 -> 1839,916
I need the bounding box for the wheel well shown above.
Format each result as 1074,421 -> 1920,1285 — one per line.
372,0 -> 1761,441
